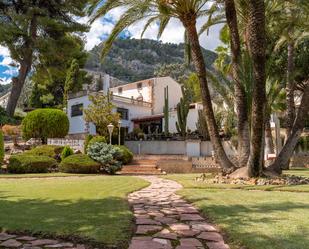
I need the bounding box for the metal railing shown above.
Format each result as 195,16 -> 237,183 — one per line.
110,94 -> 152,108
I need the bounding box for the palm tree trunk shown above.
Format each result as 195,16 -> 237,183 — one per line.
182,17 -> 234,170
225,0 -> 250,167
6,15 -> 37,116
269,83 -> 309,174
246,0 -> 266,177
265,113 -> 275,156
285,41 -> 295,137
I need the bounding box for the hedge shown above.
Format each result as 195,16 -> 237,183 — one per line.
8,154 -> 58,174
115,145 -> 133,165
22,109 -> 69,143
25,145 -> 64,160
59,154 -> 101,174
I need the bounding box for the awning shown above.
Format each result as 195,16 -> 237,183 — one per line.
132,114 -> 164,122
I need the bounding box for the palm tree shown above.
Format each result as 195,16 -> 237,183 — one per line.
89,0 -> 235,170
245,0 -> 266,177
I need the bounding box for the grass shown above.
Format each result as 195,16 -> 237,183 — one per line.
163,169 -> 309,249
0,175 -> 148,247
0,173 -> 100,178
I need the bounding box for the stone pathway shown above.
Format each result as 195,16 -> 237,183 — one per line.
0,233 -> 86,249
128,176 -> 230,249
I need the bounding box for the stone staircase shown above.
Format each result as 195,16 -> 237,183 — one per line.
120,156 -> 165,175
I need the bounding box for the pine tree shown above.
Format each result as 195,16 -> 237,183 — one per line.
64,59 -> 81,103
0,0 -> 88,116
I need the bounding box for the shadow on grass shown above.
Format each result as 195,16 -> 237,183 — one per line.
0,196 -> 134,249
194,200 -> 309,249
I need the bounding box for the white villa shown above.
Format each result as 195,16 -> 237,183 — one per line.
67,73 -> 203,137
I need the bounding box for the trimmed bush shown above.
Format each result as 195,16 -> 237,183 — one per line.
0,130 -> 4,163
88,136 -> 106,147
22,109 -> 69,143
25,145 -> 64,160
84,134 -> 93,154
59,154 -> 101,174
87,142 -> 122,174
61,146 -> 74,160
8,154 -> 58,174
114,145 -> 133,165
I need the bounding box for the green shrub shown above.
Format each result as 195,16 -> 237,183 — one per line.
84,134 -> 94,154
114,145 -> 133,165
88,136 -> 106,147
61,146 -> 74,160
25,145 -> 64,160
8,154 -> 58,174
87,142 -> 122,174
22,108 -> 69,143
59,154 -> 101,174
0,130 -> 4,163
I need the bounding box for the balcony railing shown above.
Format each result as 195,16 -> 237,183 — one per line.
111,94 -> 152,108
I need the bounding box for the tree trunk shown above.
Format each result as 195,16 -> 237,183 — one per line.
182,17 -> 234,170
246,0 -> 266,177
225,0 -> 250,167
269,83 -> 309,174
265,114 -> 275,156
285,41 -> 295,137
6,15 -> 37,116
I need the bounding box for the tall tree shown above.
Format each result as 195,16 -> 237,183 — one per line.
246,0 -> 266,177
0,0 -> 88,116
89,0 -> 235,170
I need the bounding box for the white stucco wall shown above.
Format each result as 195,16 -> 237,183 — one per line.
67,95 -> 96,135
153,77 -> 182,115
111,100 -> 152,132
110,79 -> 153,103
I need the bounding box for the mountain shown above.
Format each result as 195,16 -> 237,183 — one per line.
85,38 -> 217,83
0,83 -> 11,97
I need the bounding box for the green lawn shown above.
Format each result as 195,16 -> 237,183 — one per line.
0,175 -> 148,247
163,169 -> 309,249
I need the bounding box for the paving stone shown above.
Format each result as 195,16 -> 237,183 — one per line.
21,246 -> 42,249
190,222 -> 217,232
176,207 -> 199,214
17,236 -> 37,241
175,246 -> 197,249
31,239 -> 59,246
154,229 -> 178,240
169,223 -> 190,231
180,238 -> 203,247
0,239 -> 22,247
154,217 -> 178,225
129,239 -> 172,249
0,233 -> 16,241
180,214 -> 204,221
136,218 -> 161,225
176,230 -> 200,237
152,238 -> 171,246
197,232 -> 224,242
206,242 -> 230,249
45,243 -> 74,248
136,225 -> 162,235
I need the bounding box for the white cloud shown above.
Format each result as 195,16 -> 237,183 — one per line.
0,77 -> 11,85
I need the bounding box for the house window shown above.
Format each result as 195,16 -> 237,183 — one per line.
71,104 -> 83,117
137,82 -> 143,90
118,87 -> 123,94
117,107 -> 129,120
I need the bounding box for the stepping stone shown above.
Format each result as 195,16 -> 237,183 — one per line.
154,217 -> 178,225
176,207 -> 199,214
180,238 -> 203,247
0,239 -> 22,247
176,230 -> 200,237
136,218 -> 161,225
17,236 -> 37,241
180,214 -> 204,221
0,233 -> 16,241
175,246 -> 197,249
154,229 -> 178,240
206,241 -> 230,249
197,232 -> 224,242
129,238 -> 172,249
31,239 -> 59,246
134,214 -> 151,219
169,223 -> 190,231
190,222 -> 217,232
136,225 -> 162,235
152,238 -> 171,246
21,246 -> 42,249
45,243 -> 74,248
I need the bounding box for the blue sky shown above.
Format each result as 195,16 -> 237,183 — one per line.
0,9 -> 221,85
